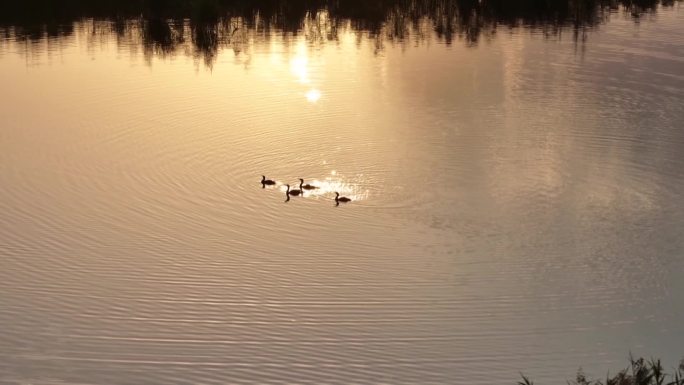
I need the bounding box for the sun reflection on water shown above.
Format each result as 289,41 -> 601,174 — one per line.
290,56 -> 310,84
305,89 -> 321,102
277,173 -> 368,203
287,40 -> 326,103
289,41 -> 311,84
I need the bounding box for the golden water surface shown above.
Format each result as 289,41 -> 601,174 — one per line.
1,5 -> 684,384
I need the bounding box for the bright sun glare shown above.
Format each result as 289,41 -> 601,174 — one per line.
306,89 -> 321,102
288,42 -> 324,103
290,56 -> 309,84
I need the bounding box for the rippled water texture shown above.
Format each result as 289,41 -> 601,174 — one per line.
1,4 -> 684,385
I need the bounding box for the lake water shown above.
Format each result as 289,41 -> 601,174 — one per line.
1,3 -> 683,384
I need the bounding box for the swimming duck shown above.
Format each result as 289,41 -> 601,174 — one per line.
261,175 -> 276,186
285,184 -> 302,196
334,192 -> 351,205
299,178 -> 318,190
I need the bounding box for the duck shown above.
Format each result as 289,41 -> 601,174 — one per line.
261,175 -> 276,186
334,192 -> 351,205
285,184 -> 302,196
299,178 -> 318,190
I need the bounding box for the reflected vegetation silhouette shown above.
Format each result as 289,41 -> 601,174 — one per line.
1,0 -> 680,66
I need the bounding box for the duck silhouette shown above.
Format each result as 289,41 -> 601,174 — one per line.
334,192 -> 351,206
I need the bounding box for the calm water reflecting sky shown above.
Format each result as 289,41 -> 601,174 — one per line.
1,1 -> 683,384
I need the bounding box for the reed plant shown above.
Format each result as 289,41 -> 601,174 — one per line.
519,356 -> 684,385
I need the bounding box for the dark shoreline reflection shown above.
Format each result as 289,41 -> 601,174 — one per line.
1,0 -> 680,66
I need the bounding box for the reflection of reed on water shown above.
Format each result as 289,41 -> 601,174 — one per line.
1,0 -> 680,66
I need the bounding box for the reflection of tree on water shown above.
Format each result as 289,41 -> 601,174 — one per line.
0,0 -> 680,66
